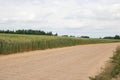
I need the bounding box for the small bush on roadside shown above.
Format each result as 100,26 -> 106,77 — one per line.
90,47 -> 120,80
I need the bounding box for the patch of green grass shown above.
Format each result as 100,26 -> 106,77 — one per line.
0,33 -> 120,55
89,47 -> 120,80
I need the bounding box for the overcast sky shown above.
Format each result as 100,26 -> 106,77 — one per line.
0,0 -> 120,37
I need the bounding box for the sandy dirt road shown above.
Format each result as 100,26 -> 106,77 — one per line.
0,43 -> 120,80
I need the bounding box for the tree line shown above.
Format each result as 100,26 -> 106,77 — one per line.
0,29 -> 58,36
104,35 -> 120,39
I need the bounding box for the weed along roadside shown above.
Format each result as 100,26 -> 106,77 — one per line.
89,47 -> 120,80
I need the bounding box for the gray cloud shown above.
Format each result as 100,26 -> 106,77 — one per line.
0,0 -> 120,37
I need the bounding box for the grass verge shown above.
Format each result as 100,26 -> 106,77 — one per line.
89,47 -> 120,80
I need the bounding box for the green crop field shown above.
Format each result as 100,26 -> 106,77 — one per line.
0,33 -> 120,55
